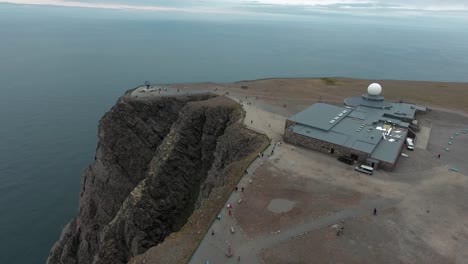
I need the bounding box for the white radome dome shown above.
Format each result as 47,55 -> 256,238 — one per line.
368,83 -> 382,96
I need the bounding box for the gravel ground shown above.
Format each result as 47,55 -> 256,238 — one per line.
131,78 -> 468,264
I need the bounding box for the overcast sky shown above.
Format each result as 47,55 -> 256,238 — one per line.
1,0 -> 467,13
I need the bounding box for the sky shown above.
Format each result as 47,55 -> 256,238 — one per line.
1,0 -> 467,14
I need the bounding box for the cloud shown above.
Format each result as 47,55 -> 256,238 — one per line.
0,0 -> 239,14
243,0 -> 468,10
1,0 -> 467,13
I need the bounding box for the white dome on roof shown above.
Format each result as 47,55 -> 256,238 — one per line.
368,83 -> 382,96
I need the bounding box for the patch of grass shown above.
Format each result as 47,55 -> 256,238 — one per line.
321,78 -> 338,86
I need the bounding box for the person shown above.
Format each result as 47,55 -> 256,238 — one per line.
261,153 -> 264,157
373,208 -> 377,216
332,224 -> 343,236
337,226 -> 344,236
241,187 -> 244,192
211,229 -> 214,236
438,154 -> 441,159
235,186 -> 238,191
251,120 -> 253,124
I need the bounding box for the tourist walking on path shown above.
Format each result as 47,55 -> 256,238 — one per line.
241,187 -> 244,193
373,208 -> 377,215
438,154 -> 441,159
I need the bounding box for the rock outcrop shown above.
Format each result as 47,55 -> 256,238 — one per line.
48,92 -> 267,264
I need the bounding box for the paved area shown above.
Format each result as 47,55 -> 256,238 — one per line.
415,126 -> 431,150
422,110 -> 468,175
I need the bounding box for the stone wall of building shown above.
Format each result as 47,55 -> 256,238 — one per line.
379,161 -> 394,171
285,119 -> 296,129
284,128 -> 370,163
284,127 -> 403,171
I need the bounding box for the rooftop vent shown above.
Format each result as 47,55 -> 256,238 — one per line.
342,110 -> 348,113
329,120 -> 336,124
338,113 -> 343,117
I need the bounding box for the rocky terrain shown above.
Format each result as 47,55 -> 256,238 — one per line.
47,91 -> 267,264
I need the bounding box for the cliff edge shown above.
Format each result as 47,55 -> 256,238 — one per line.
47,91 -> 268,264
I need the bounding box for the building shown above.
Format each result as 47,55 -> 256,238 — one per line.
284,83 -> 426,171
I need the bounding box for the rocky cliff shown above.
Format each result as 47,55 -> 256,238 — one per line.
47,91 -> 267,264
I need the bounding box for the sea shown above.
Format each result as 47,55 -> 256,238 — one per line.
0,2 -> 467,263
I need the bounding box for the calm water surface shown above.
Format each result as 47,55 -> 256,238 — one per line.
0,3 -> 467,263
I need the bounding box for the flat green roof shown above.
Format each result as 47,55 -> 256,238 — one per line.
289,103 -> 348,131
288,99 -> 417,163
370,131 -> 407,163
291,116 -> 383,154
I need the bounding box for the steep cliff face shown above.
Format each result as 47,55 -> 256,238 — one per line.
47,92 -> 266,264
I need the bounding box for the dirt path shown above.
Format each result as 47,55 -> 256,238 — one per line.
189,195 -> 397,264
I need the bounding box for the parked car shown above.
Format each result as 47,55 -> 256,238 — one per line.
406,137 -> 415,150
337,156 -> 354,165
354,164 -> 373,175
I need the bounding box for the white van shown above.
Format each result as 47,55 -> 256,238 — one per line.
355,164 -> 374,175
406,137 -> 415,150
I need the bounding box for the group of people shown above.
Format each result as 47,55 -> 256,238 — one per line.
271,140 -> 282,156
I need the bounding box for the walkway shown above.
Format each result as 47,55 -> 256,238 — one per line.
415,126 -> 431,150
189,193 -> 396,264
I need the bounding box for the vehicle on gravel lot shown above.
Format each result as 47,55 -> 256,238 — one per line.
355,164 -> 374,175
406,137 -> 415,150
337,156 -> 354,165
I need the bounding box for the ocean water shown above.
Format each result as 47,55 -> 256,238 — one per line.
0,3 -> 467,263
